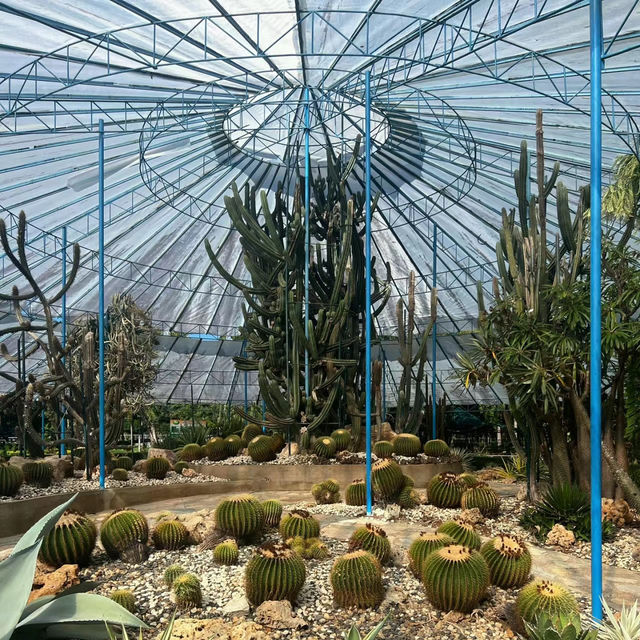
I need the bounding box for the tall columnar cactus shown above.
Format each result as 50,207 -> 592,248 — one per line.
245,543 -> 306,605
224,434 -> 243,456
396,271 -> 437,434
163,564 -> 186,587
180,444 -> 204,462
109,589 -> 136,613
345,479 -> 367,506
349,524 -> 391,564
515,580 -> 579,633
23,461 -> 53,487
371,458 -> 404,500
392,433 -> 422,457
422,545 -> 490,612
280,510 -> 321,540
461,483 -> 501,517
437,521 -> 482,550
261,499 -> 283,527
313,436 -> 337,459
408,532 -> 455,577
215,494 -> 264,541
152,520 -> 188,550
373,440 -> 393,459
312,479 -> 340,504
213,539 -> 239,565
423,439 -> 450,457
173,573 -> 202,609
330,550 -> 385,609
204,437 -> 227,461
39,510 -> 97,567
114,456 -> 133,471
100,509 -> 149,561
0,463 -> 23,496
428,472 -> 464,508
247,435 -> 276,462
330,429 -> 351,452
480,535 -> 532,589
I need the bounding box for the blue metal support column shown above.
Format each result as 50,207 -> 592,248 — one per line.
364,70 -> 373,516
41,409 -> 45,441
60,225 -> 67,456
432,222 -> 438,440
589,0 -> 603,620
382,352 -> 386,420
262,400 -> 266,433
98,119 -> 106,490
304,87 -> 311,403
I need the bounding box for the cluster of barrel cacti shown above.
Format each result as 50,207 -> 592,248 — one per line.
215,494 -> 265,542
426,471 -> 501,516
286,536 -> 330,560
372,436 -> 452,461
179,443 -> 204,462
311,479 -> 340,504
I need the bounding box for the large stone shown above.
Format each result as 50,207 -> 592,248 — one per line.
8,456 -> 29,469
546,523 -> 575,549
254,601 -> 307,629
456,508 -> 485,526
182,468 -> 198,478
157,618 -> 267,640
602,498 -> 633,527
132,459 -> 147,473
147,448 -> 177,464
29,563 -> 79,603
277,442 -> 299,458
177,509 -> 215,545
382,503 -> 401,521
44,456 -> 74,482
222,593 -> 250,617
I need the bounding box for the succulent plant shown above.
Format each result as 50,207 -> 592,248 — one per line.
248,435 -> 276,462
392,433 -> 422,457
373,441 -> 393,459
180,443 -> 204,462
422,544 -> 490,612
39,510 -> 97,567
312,479 -> 340,504
461,483 -> 501,517
213,539 -> 239,565
330,429 -> 351,452
480,535 -> 532,589
371,458 -> 404,500
23,461 -> 54,487
152,520 -> 188,550
245,542 -> 306,605
408,532 -> 456,577
262,499 -> 283,527
427,472 -> 464,508
146,456 -> 170,479
215,494 -> 265,541
173,573 -> 202,609
331,550 -> 385,609
398,485 -> 420,509
525,612 -> 598,640
225,434 -> 244,456
173,461 -> 189,474
100,509 -> 149,560
204,437 -> 227,461
423,439 -> 450,457
349,524 -> 391,564
112,468 -> 129,481
163,564 -> 186,587
287,535 -> 330,560
271,431 -> 286,453
437,520 -> 482,550
345,479 -> 367,506
0,463 -> 23,496
313,436 -> 337,459
114,456 -> 133,471
458,472 -> 480,488
110,589 -> 136,613
280,509 -> 320,540
515,580 -> 579,634
402,474 -> 415,488
242,424 -> 263,445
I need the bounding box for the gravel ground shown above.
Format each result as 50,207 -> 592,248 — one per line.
191,452 -> 453,466
0,470 -> 227,502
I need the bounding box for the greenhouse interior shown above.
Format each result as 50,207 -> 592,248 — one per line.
0,1 -> 639,639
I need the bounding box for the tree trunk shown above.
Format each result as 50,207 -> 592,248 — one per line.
602,439 -> 640,511
503,409 -> 526,459
615,377 -> 629,499
569,388 -> 591,491
549,416 -> 572,486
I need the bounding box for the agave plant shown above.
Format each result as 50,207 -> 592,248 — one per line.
496,455 -> 527,483
0,493 -> 146,640
345,614 -> 389,640
448,447 -> 474,473
525,612 -> 598,640
592,599 -> 640,640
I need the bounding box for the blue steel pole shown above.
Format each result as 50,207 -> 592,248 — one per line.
432,222 -> 438,440
304,88 -> 311,403
98,119 -> 106,490
60,225 -> 67,455
262,399 -> 266,433
365,71 -> 373,516
41,409 -> 45,441
589,0 -> 603,620
382,352 -> 386,420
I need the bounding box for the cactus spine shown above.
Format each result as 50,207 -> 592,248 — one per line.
109,589 -> 136,613
437,521 -> 482,550
480,535 -> 532,589
0,463 -> 23,496
280,509 -> 320,540
215,494 -> 264,541
261,499 -> 283,527
345,479 -> 367,506
39,510 -> 97,567
461,483 -> 501,517
204,437 -> 227,461
173,573 -> 202,609
152,520 -> 188,550
349,524 -> 391,564
408,532 -> 455,577
313,436 -> 337,459
213,539 -> 239,565
100,509 -> 149,560
330,550 -> 384,609
428,472 -> 464,508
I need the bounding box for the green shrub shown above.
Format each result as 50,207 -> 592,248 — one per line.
313,436 -> 337,459
408,532 -> 455,577
163,564 -> 186,587
423,439 -> 450,457
248,435 -> 276,462
373,441 -> 393,459
437,520 -> 481,550
110,589 -> 136,613
146,457 -> 170,479
461,482 -> 501,517
152,520 -> 188,550
100,509 -> 149,560
262,499 -> 283,527
392,433 -> 421,457
204,437 -> 227,461
515,580 -> 579,634
213,539 -> 239,565
23,461 -> 53,487
173,573 -> 202,609
480,535 -> 532,589
279,509 -> 320,540
215,494 -> 264,541
349,524 -> 391,564
330,429 -> 351,451
114,456 -> 133,471
39,510 -> 97,567
345,479 -> 367,506
112,468 -> 129,481
371,458 -> 404,499
428,472 -> 464,508
330,550 -> 384,609
0,463 -> 23,496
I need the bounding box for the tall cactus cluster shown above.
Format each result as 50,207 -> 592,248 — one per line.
205,139 -> 391,445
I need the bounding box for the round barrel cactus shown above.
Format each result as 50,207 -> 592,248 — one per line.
39,510 -> 97,567
163,564 -> 186,586
245,543 -> 306,605
112,468 -> 129,481
271,431 -> 286,453
241,425 -> 262,445
311,479 -> 340,504
152,520 -> 188,550
262,499 -> 283,527
393,433 -> 422,457
423,439 -> 450,457
287,536 -> 330,560
372,458 -> 404,499
224,434 -> 243,456
248,435 -> 276,462
408,532 -> 455,577
173,461 -> 189,474
215,494 -> 265,541
458,472 -> 480,488
427,472 -> 464,508
146,456 -> 170,479
398,485 -> 420,509
345,479 -> 367,506
349,524 -> 391,564
480,535 -> 532,589
114,456 -> 133,471
330,428 -> 351,451
402,474 -> 415,488
422,545 -> 490,612
461,483 -> 501,517
0,463 -> 23,496
173,573 -> 202,609
110,589 -> 136,613
515,579 -> 578,633
437,520 -> 482,550
204,437 -> 227,461
313,436 -> 337,459
373,441 -> 393,459
279,509 -> 320,540
100,509 -> 149,560
213,539 -> 239,565
23,461 -> 53,487
179,443 -> 204,462
331,550 -> 384,608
